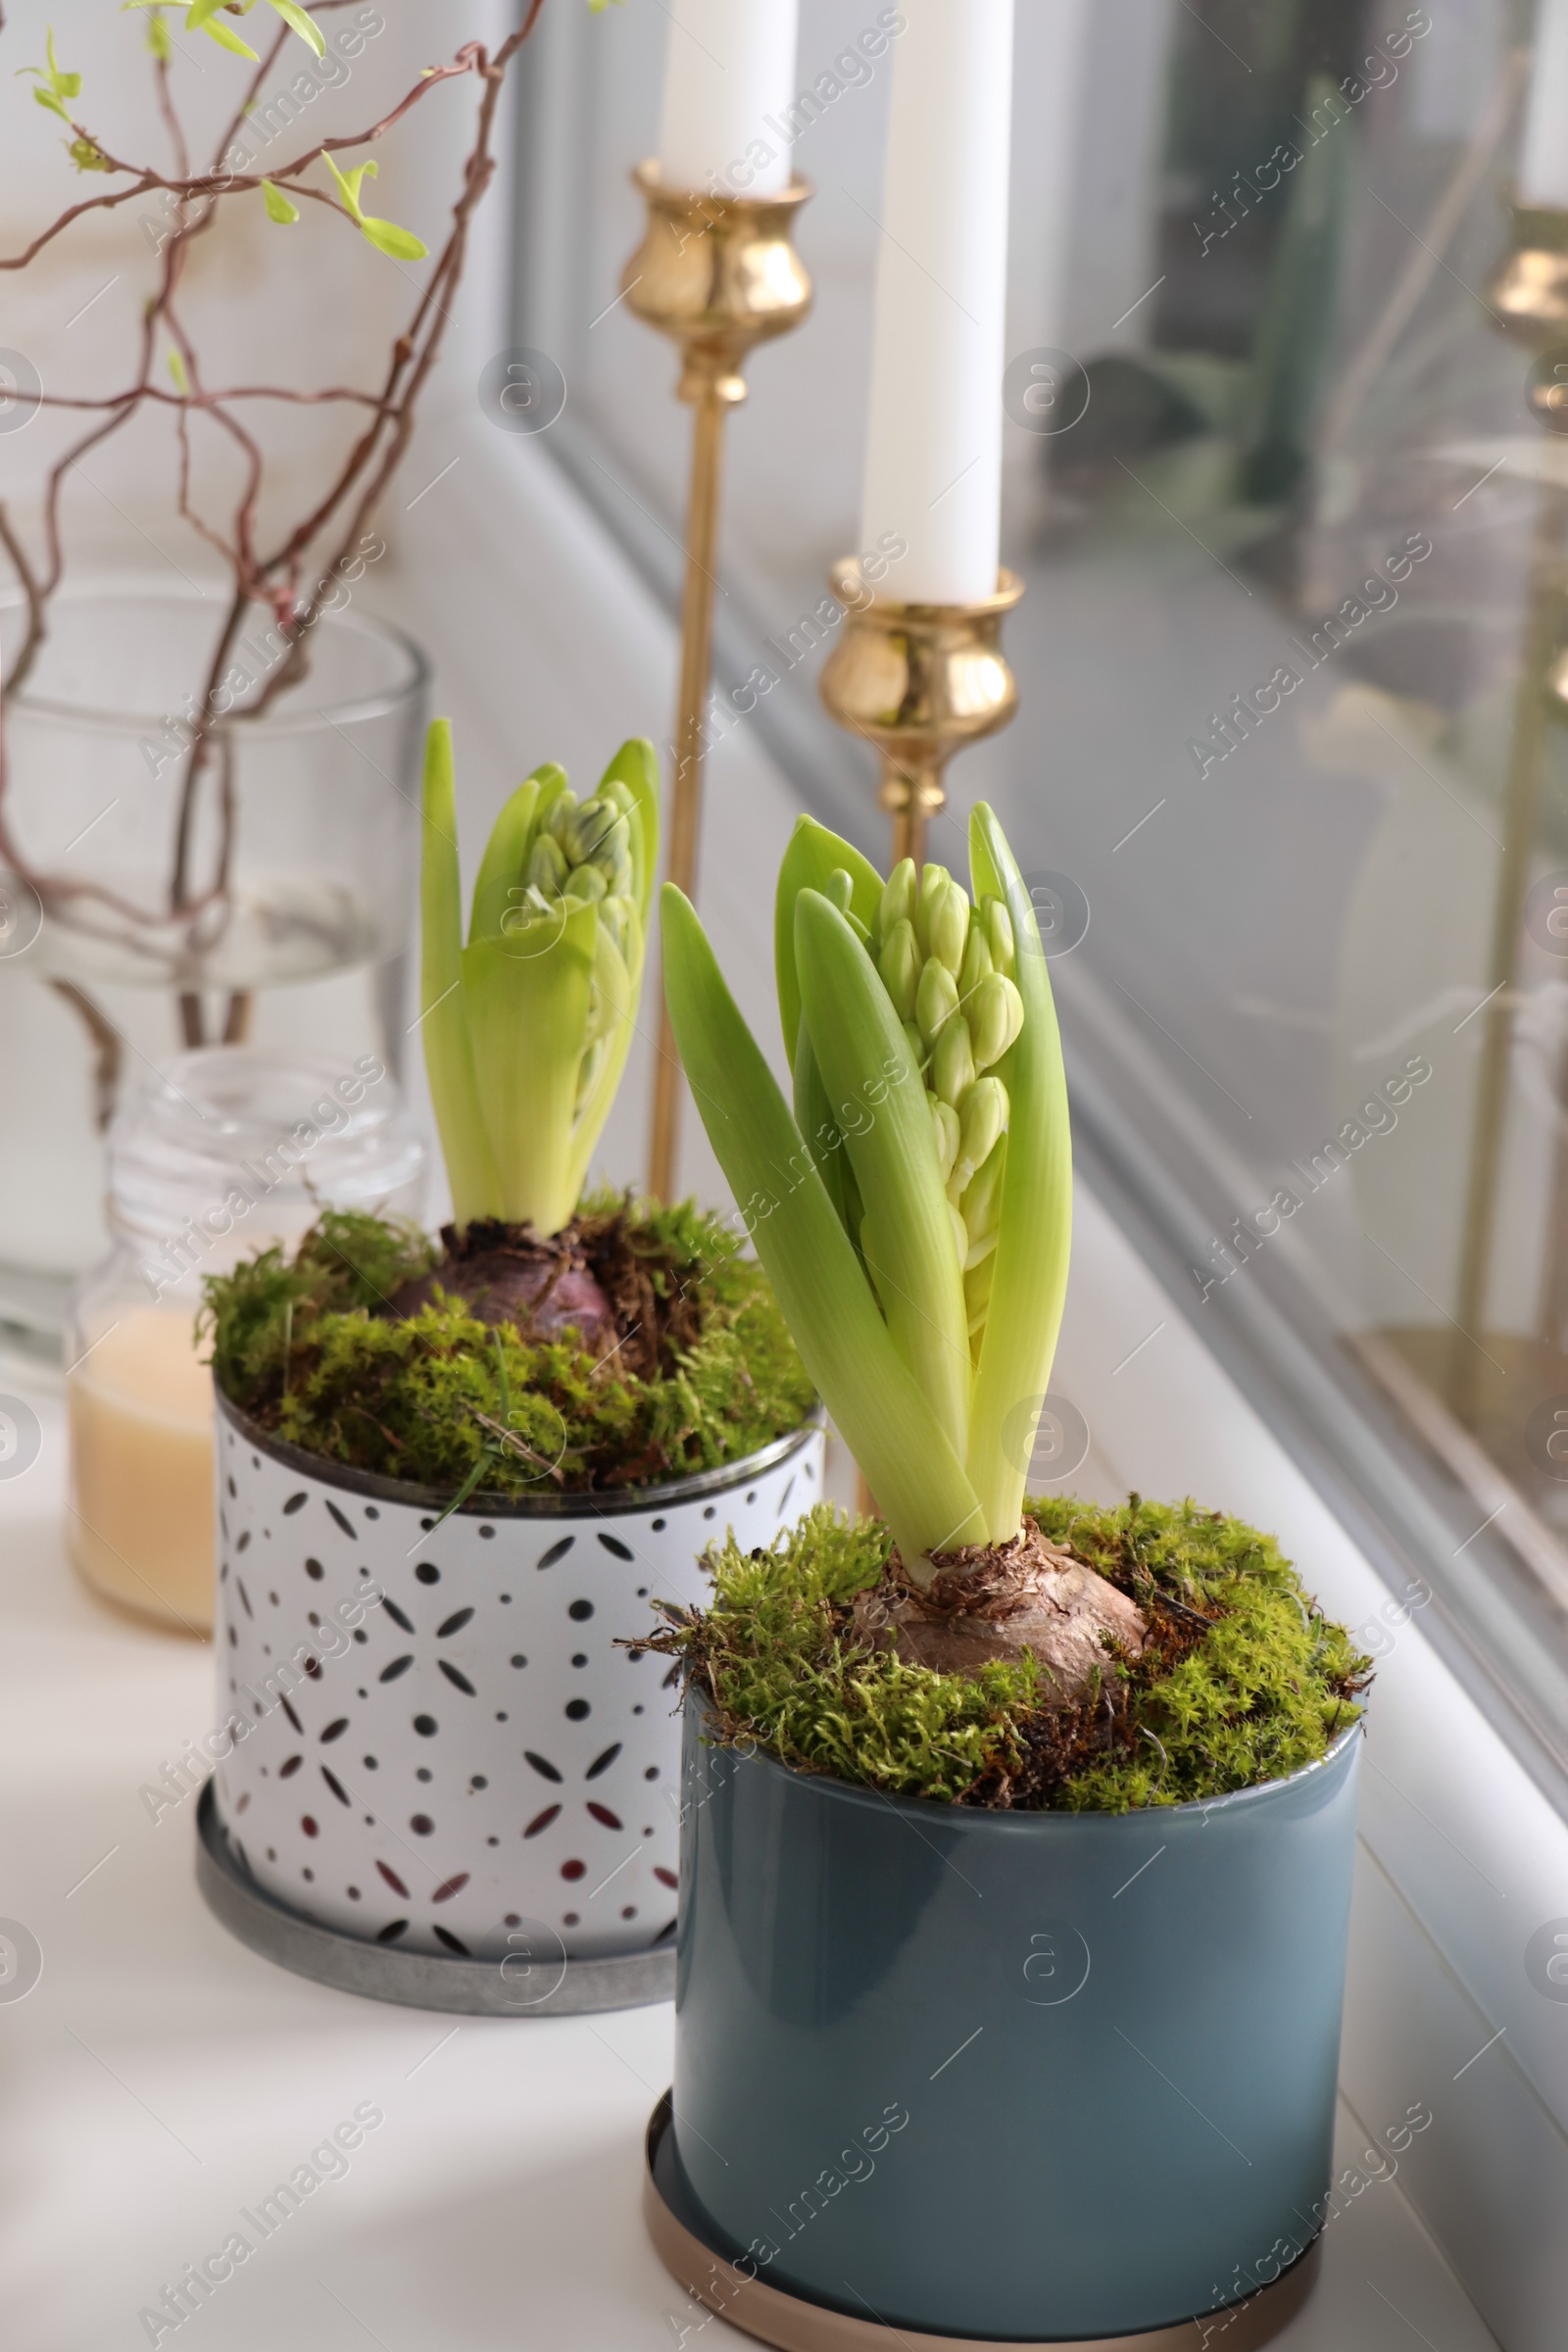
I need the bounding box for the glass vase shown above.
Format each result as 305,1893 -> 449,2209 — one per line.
0,589 -> 427,1333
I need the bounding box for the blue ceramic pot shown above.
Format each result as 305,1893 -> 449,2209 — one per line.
667,1700 -> 1361,2342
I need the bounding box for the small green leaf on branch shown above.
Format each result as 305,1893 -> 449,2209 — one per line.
322,152 -> 428,262
262,177 -> 300,224
20,28 -> 83,121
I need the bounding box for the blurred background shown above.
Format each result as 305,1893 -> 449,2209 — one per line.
4,0 -> 1568,1791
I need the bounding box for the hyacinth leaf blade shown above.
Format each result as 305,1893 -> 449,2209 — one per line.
595,736 -> 660,929
792,1010 -> 865,1263
462,906 -> 600,1235
661,883 -> 984,1571
965,802 -> 1073,1541
774,815 -> 885,1073
468,767 -> 557,944
419,721 -> 501,1226
793,888 -> 972,1469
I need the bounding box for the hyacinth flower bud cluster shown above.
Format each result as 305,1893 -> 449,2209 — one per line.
871,856 -> 1024,1348
662,807 -> 1072,1582
419,722 -> 658,1238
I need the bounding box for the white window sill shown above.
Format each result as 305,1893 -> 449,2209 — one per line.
0,1402 -> 1500,2348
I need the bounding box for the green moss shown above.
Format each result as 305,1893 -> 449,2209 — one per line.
656,1494 -> 1371,1813
201,1199 -> 815,1496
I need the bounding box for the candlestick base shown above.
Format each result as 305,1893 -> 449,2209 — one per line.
1488,202 -> 1568,346
817,563 -> 1025,870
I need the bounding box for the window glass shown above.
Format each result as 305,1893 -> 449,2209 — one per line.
516,0 -> 1568,1795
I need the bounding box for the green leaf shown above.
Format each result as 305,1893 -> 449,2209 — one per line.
267,0 -> 326,57
794,888 -> 972,1469
594,738 -> 659,930
965,804 -> 1073,1541
467,768 -> 554,945
360,216 -> 429,262
773,815 -> 884,1075
168,347 -> 189,394
792,1011 -> 864,1263
419,720 -> 502,1227
202,13 -> 259,56
146,12 -> 172,62
261,178 -> 299,225
30,84 -> 69,121
464,907 -> 601,1233
662,882 -> 984,1570
322,151 -> 426,261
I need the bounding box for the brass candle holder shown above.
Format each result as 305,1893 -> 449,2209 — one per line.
818,563 -> 1025,872
624,162 -> 812,1202
1490,201 -> 1568,343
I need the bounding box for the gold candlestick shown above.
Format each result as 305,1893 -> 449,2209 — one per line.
1448,203 -> 1568,1421
817,562 -> 1025,871
624,163 -> 812,1202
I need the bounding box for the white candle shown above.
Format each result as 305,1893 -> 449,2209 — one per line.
1521,0 -> 1568,209
69,1308 -> 216,1632
657,0 -> 801,199
858,0 -> 1016,606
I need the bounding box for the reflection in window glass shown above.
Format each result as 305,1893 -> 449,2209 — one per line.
516,0 -> 1568,1791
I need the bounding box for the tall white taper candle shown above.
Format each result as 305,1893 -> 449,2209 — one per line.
858,0 -> 1016,605
1520,0 -> 1568,209
657,0 -> 801,200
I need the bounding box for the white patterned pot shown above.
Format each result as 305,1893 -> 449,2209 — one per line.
210,1390 -> 823,1965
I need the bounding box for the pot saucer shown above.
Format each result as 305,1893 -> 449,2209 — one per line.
643,2092 -> 1321,2351
195,1782 -> 673,2015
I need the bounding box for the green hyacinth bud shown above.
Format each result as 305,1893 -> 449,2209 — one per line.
914,863 -> 951,957
915,956 -> 958,1048
545,788 -> 578,846
932,879 -> 970,977
879,857 -> 917,946
928,1090 -> 960,1185
983,895 -> 1015,979
570,797 -> 623,867
526,831 -> 569,896
958,921 -> 993,1004
826,868 -> 855,914
879,917 -> 921,1023
903,1018 -> 926,1075
931,1013 -> 976,1110
958,1130 -> 1006,1250
969,972 -> 1025,1069
951,1075 -> 1007,1199
567,861 -> 607,904
599,894 -> 637,965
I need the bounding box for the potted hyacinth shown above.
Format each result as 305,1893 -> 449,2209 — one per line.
197,724 -> 820,2012
644,810 -> 1371,2346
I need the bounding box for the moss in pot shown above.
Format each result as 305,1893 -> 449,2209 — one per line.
197,724 -> 819,1995
638,807 -> 1373,2347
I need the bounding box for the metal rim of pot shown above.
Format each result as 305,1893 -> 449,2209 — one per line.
215,1384 -> 826,1516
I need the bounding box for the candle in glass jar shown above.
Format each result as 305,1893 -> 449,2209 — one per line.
1521,0 -> 1568,209
858,0 -> 1016,605
656,0 -> 801,198
68,1308 -> 216,1632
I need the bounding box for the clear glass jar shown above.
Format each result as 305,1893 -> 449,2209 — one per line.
67,1048 -> 425,1634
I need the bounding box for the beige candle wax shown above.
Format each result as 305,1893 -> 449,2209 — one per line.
68,1307 -> 216,1633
